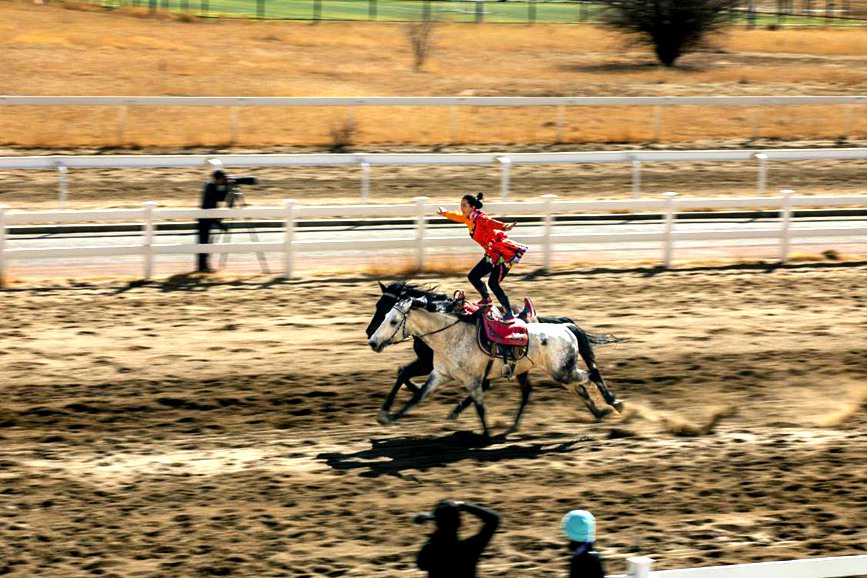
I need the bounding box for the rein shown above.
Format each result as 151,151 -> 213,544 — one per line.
385,303 -> 463,345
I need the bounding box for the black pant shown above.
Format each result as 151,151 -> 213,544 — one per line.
468,257 -> 512,313
197,219 -> 218,272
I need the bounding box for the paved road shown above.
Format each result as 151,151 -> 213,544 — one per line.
6,216 -> 867,279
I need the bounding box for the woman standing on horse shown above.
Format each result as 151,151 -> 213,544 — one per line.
438,193 -> 528,321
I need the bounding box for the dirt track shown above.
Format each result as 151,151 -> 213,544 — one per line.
1,264 -> 865,577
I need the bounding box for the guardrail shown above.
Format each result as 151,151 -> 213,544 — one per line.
2,147 -> 866,206
2,95 -> 864,145
620,554 -> 867,578
2,192 -> 866,285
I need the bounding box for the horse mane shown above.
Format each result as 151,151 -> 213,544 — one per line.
385,281 -> 471,320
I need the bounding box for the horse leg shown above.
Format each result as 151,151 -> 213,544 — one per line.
447,377 -> 492,420
468,380 -> 492,439
505,372 -> 532,435
554,349 -> 611,422
378,357 -> 431,423
380,371 -> 446,424
570,324 -> 624,413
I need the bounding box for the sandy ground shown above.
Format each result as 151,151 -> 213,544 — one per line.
1,263 -> 865,577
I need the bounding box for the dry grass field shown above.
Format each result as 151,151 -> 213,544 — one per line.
0,0 -> 866,147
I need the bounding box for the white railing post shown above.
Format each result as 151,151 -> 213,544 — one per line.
450,105 -> 459,143
230,107 -> 240,144
207,158 -> 224,175
56,163 -> 69,209
282,199 -> 296,279
142,201 -> 156,279
498,156 -> 511,199
117,105 -> 128,146
779,189 -> 794,264
542,194 -> 556,272
663,191 -> 678,268
755,152 -> 768,196
360,161 -> 371,203
653,105 -> 662,142
631,157 -> 642,198
414,196 -> 429,271
0,205 -> 7,289
556,104 -> 565,142
627,556 -> 654,578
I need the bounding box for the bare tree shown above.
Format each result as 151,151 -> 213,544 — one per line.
602,0 -> 739,67
406,21 -> 436,72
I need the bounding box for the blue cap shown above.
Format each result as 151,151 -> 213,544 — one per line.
562,510 -> 596,542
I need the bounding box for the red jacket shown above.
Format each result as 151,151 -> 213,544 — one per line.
442,209 -> 528,265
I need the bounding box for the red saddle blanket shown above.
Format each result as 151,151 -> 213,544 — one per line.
481,311 -> 529,347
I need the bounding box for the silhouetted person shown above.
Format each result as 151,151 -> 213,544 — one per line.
562,509 -> 604,578
415,499 -> 500,578
197,170 -> 229,273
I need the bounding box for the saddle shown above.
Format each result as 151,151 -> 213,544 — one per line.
453,291 -> 536,376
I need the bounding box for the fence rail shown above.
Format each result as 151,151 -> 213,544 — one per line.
2,95 -> 864,147
622,553 -> 867,578
2,192 -> 866,285
2,147 -> 866,206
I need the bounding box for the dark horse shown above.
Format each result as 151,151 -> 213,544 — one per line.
366,281 -> 624,425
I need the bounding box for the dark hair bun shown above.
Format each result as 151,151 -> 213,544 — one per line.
476,192 -> 484,201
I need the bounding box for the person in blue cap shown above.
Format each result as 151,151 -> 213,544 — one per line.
562,509 -> 605,578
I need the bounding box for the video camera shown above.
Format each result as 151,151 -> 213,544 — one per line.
227,176 -> 257,187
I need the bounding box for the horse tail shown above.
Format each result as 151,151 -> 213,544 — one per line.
565,323 -> 628,348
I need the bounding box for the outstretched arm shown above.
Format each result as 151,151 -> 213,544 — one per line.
437,208 -> 470,224
458,502 -> 500,550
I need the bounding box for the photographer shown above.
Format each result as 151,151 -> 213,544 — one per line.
196,170 -> 230,273
415,499 -> 500,578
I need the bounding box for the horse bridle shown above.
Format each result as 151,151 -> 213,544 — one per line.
380,299 -> 463,346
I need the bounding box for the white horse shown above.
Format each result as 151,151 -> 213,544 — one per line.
368,296 -> 616,437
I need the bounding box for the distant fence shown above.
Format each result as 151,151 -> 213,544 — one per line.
2,192 -> 866,284
76,0 -> 867,24
2,95 -> 864,147
1,146 -> 865,206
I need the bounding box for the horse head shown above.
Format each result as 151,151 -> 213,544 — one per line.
368,296 -> 426,352
366,281 -> 406,339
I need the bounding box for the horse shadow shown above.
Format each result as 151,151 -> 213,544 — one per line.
316,431 -> 589,479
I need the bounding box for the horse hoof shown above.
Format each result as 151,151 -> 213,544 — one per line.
376,411 -> 393,425
594,407 -> 613,421
612,400 -> 624,413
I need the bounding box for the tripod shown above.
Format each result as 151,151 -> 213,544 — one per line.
213,188 -> 271,274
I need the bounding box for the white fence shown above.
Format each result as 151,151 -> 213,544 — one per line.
2,192 -> 866,285
2,95 -> 864,143
2,147 -> 866,206
619,554 -> 867,578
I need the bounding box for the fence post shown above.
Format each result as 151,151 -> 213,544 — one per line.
313,0 -> 321,21
57,163 -> 69,208
752,108 -> 761,140
256,0 -> 264,18
369,0 -> 377,19
542,194 -> 556,272
779,189 -> 794,263
755,153 -> 768,195
229,107 -> 240,144
652,105 -> 662,142
450,105 -> 459,143
117,105 -> 128,146
662,192 -> 677,268
0,205 -> 7,289
631,157 -> 642,198
360,161 -> 371,202
414,196 -> 429,271
283,199 -> 296,279
475,0 -> 483,22
142,201 -> 156,280
528,0 -> 536,23
498,156 -> 511,199
843,104 -> 853,140
556,104 -> 565,142
627,556 -> 654,578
